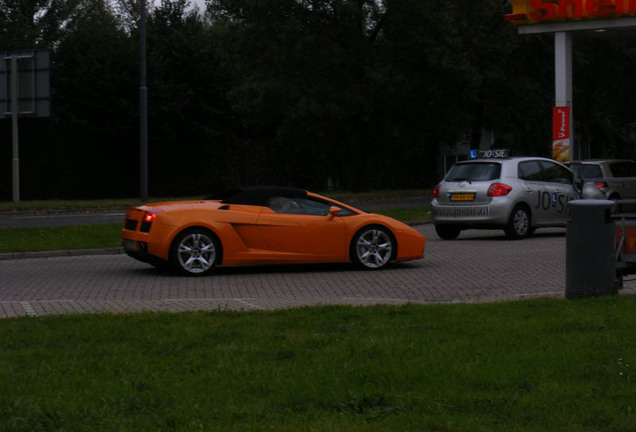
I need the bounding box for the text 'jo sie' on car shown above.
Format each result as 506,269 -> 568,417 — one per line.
431,154 -> 579,240
121,186 -> 426,275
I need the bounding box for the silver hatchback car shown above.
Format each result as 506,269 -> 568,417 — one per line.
431,156 -> 579,240
565,159 -> 636,201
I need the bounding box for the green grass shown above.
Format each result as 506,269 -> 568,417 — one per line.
1,298 -> 635,431
0,190 -> 431,213
0,197 -> 201,213
0,224 -> 123,253
376,207 -> 430,222
327,189 -> 430,203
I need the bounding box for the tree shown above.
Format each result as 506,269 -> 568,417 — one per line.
574,32 -> 636,160
39,0 -> 138,198
142,0 -> 234,195
2,0 -> 635,199
0,0 -> 81,49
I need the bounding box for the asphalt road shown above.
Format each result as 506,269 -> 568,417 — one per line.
2,224 -> 634,319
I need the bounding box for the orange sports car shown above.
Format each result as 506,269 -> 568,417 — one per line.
122,186 -> 426,275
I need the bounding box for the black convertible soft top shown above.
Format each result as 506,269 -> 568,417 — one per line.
206,186 -> 308,207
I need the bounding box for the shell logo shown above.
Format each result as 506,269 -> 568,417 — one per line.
505,0 -> 636,25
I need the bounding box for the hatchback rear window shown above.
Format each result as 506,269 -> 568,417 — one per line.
445,163 -> 501,182
569,164 -> 602,178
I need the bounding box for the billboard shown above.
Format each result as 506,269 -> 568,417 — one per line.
505,0 -> 636,25
0,49 -> 50,118
552,106 -> 570,162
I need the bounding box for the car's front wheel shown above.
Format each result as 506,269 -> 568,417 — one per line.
435,224 -> 461,240
351,226 -> 395,270
504,205 -> 531,240
170,228 -> 221,276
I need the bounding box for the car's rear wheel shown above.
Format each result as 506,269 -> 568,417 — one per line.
435,224 -> 461,240
170,228 -> 221,276
351,226 -> 395,270
504,205 -> 531,240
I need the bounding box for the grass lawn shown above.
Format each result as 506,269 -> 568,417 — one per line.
1,298 -> 635,431
0,224 -> 123,253
0,190 -> 431,213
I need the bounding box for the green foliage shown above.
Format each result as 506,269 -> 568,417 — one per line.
1,299 -> 636,430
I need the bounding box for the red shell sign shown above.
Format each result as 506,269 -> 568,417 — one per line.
505,0 -> 636,24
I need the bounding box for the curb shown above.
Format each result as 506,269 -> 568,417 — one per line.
0,248 -> 125,261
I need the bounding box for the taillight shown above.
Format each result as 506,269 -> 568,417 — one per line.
487,183 -> 512,197
144,211 -> 158,223
594,181 -> 609,189
433,184 -> 441,198
140,209 -> 162,233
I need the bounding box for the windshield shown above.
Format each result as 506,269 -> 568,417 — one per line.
444,162 -> 501,182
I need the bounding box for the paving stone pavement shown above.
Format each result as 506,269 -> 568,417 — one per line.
1,224 -> 634,318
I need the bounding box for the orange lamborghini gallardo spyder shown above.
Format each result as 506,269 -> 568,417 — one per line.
122,186 -> 426,275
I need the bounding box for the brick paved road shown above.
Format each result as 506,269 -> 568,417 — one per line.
1,224 -> 634,318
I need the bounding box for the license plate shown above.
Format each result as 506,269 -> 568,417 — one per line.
123,239 -> 137,251
450,193 -> 475,202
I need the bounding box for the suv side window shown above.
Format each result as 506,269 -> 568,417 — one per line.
610,162 -> 628,177
610,162 -> 636,178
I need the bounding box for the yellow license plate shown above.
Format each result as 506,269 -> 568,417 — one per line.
450,193 -> 475,202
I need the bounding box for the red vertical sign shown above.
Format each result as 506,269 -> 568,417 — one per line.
552,106 -> 570,162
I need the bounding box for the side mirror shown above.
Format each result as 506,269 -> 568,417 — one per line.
327,206 -> 342,220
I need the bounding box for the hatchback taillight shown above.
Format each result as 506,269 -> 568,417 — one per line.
433,184 -> 441,198
594,181 -> 609,189
487,183 -> 512,197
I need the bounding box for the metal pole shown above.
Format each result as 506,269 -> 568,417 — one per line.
140,0 -> 149,202
11,56 -> 20,202
555,31 -> 574,159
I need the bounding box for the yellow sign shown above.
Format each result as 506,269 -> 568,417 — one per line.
505,0 -> 636,25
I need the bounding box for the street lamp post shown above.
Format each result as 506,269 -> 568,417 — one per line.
11,56 -> 19,202
140,0 -> 149,202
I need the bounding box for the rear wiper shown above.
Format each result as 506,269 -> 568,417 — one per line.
450,177 -> 472,184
